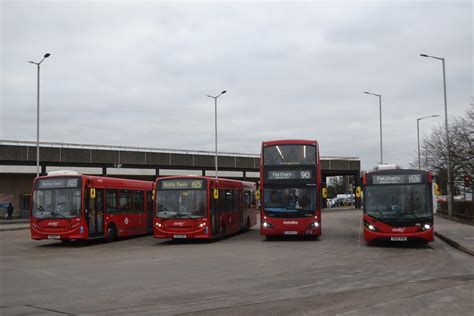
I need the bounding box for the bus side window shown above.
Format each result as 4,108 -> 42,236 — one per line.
244,190 -> 251,208
146,191 -> 152,214
133,190 -> 144,214
119,190 -> 132,214
106,190 -> 118,214
251,190 -> 256,207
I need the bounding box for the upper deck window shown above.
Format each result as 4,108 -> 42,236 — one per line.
264,144 -> 316,166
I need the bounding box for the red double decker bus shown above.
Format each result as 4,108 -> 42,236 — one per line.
363,166 -> 434,243
154,176 -> 257,240
31,171 -> 154,242
260,140 -> 322,239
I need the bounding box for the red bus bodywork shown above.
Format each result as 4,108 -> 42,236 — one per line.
260,140 -> 322,238
363,168 -> 434,243
154,176 -> 257,240
31,173 -> 154,242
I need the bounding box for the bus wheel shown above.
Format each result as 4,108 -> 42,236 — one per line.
106,225 -> 117,242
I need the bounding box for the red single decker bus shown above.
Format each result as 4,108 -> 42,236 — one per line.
260,140 -> 322,239
363,166 -> 434,243
31,171 -> 154,242
154,176 -> 257,240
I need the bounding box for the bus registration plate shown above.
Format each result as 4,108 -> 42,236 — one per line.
173,234 -> 187,239
48,235 -> 60,240
391,237 -> 407,241
284,231 -> 298,235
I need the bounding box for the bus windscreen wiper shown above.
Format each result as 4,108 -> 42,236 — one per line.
51,211 -> 66,219
401,212 -> 422,220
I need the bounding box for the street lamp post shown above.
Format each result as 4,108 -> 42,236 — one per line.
417,115 -> 439,169
420,53 -> 453,218
206,90 -> 227,179
28,53 -> 51,178
364,91 -> 383,164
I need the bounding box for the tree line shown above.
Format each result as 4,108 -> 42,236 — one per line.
413,103 -> 473,195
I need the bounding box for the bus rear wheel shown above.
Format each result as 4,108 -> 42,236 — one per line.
106,225 -> 117,242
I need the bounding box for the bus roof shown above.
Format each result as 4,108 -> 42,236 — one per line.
262,139 -> 318,146
156,175 -> 256,188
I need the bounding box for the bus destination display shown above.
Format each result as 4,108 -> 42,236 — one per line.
267,170 -> 312,180
372,174 -> 423,185
160,179 -> 205,190
37,178 -> 80,189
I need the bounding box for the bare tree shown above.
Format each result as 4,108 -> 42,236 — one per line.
417,103 -> 473,194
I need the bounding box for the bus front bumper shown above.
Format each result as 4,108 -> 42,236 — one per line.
363,227 -> 434,242
260,218 -> 321,237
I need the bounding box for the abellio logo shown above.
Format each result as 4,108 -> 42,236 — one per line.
392,227 -> 405,233
283,221 -> 298,225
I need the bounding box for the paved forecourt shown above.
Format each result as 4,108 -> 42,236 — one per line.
1,209 -> 473,315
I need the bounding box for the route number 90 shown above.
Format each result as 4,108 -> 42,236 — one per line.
300,171 -> 311,179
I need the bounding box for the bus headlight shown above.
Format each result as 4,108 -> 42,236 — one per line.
262,222 -> 272,228
309,222 -> 319,229
155,222 -> 162,227
199,223 -> 206,227
422,224 -> 431,231
364,221 -> 379,232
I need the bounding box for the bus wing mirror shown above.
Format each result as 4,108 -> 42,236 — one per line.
356,186 -> 362,198
322,188 -> 328,199
434,183 -> 441,196
255,190 -> 261,200
90,188 -> 96,199
213,188 -> 219,200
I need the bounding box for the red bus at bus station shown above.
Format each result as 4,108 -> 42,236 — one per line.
363,166 -> 434,243
260,140 -> 322,239
154,176 -> 257,240
31,171 -> 154,242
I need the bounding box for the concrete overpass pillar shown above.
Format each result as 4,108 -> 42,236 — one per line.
102,167 -> 107,177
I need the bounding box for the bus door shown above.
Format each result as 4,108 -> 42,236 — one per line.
211,188 -> 220,236
146,191 -> 153,234
87,187 -> 104,237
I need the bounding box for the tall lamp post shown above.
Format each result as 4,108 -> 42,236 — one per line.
28,53 -> 51,178
417,114 -> 439,169
206,90 -> 227,179
420,53 -> 452,218
364,91 -> 383,164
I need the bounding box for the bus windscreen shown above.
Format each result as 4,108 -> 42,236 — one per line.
264,145 -> 316,166
156,179 -> 207,219
365,184 -> 431,219
33,177 -> 82,219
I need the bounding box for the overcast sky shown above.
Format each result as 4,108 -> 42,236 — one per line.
1,0 -> 472,170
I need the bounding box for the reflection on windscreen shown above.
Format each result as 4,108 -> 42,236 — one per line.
156,190 -> 206,218
33,189 -> 82,219
365,184 -> 431,218
264,145 -> 316,165
264,188 -> 316,212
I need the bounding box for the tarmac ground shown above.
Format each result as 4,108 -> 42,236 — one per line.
1,208 -> 473,315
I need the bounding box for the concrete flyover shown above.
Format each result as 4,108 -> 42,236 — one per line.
0,140 -> 360,178
0,140 -> 360,216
